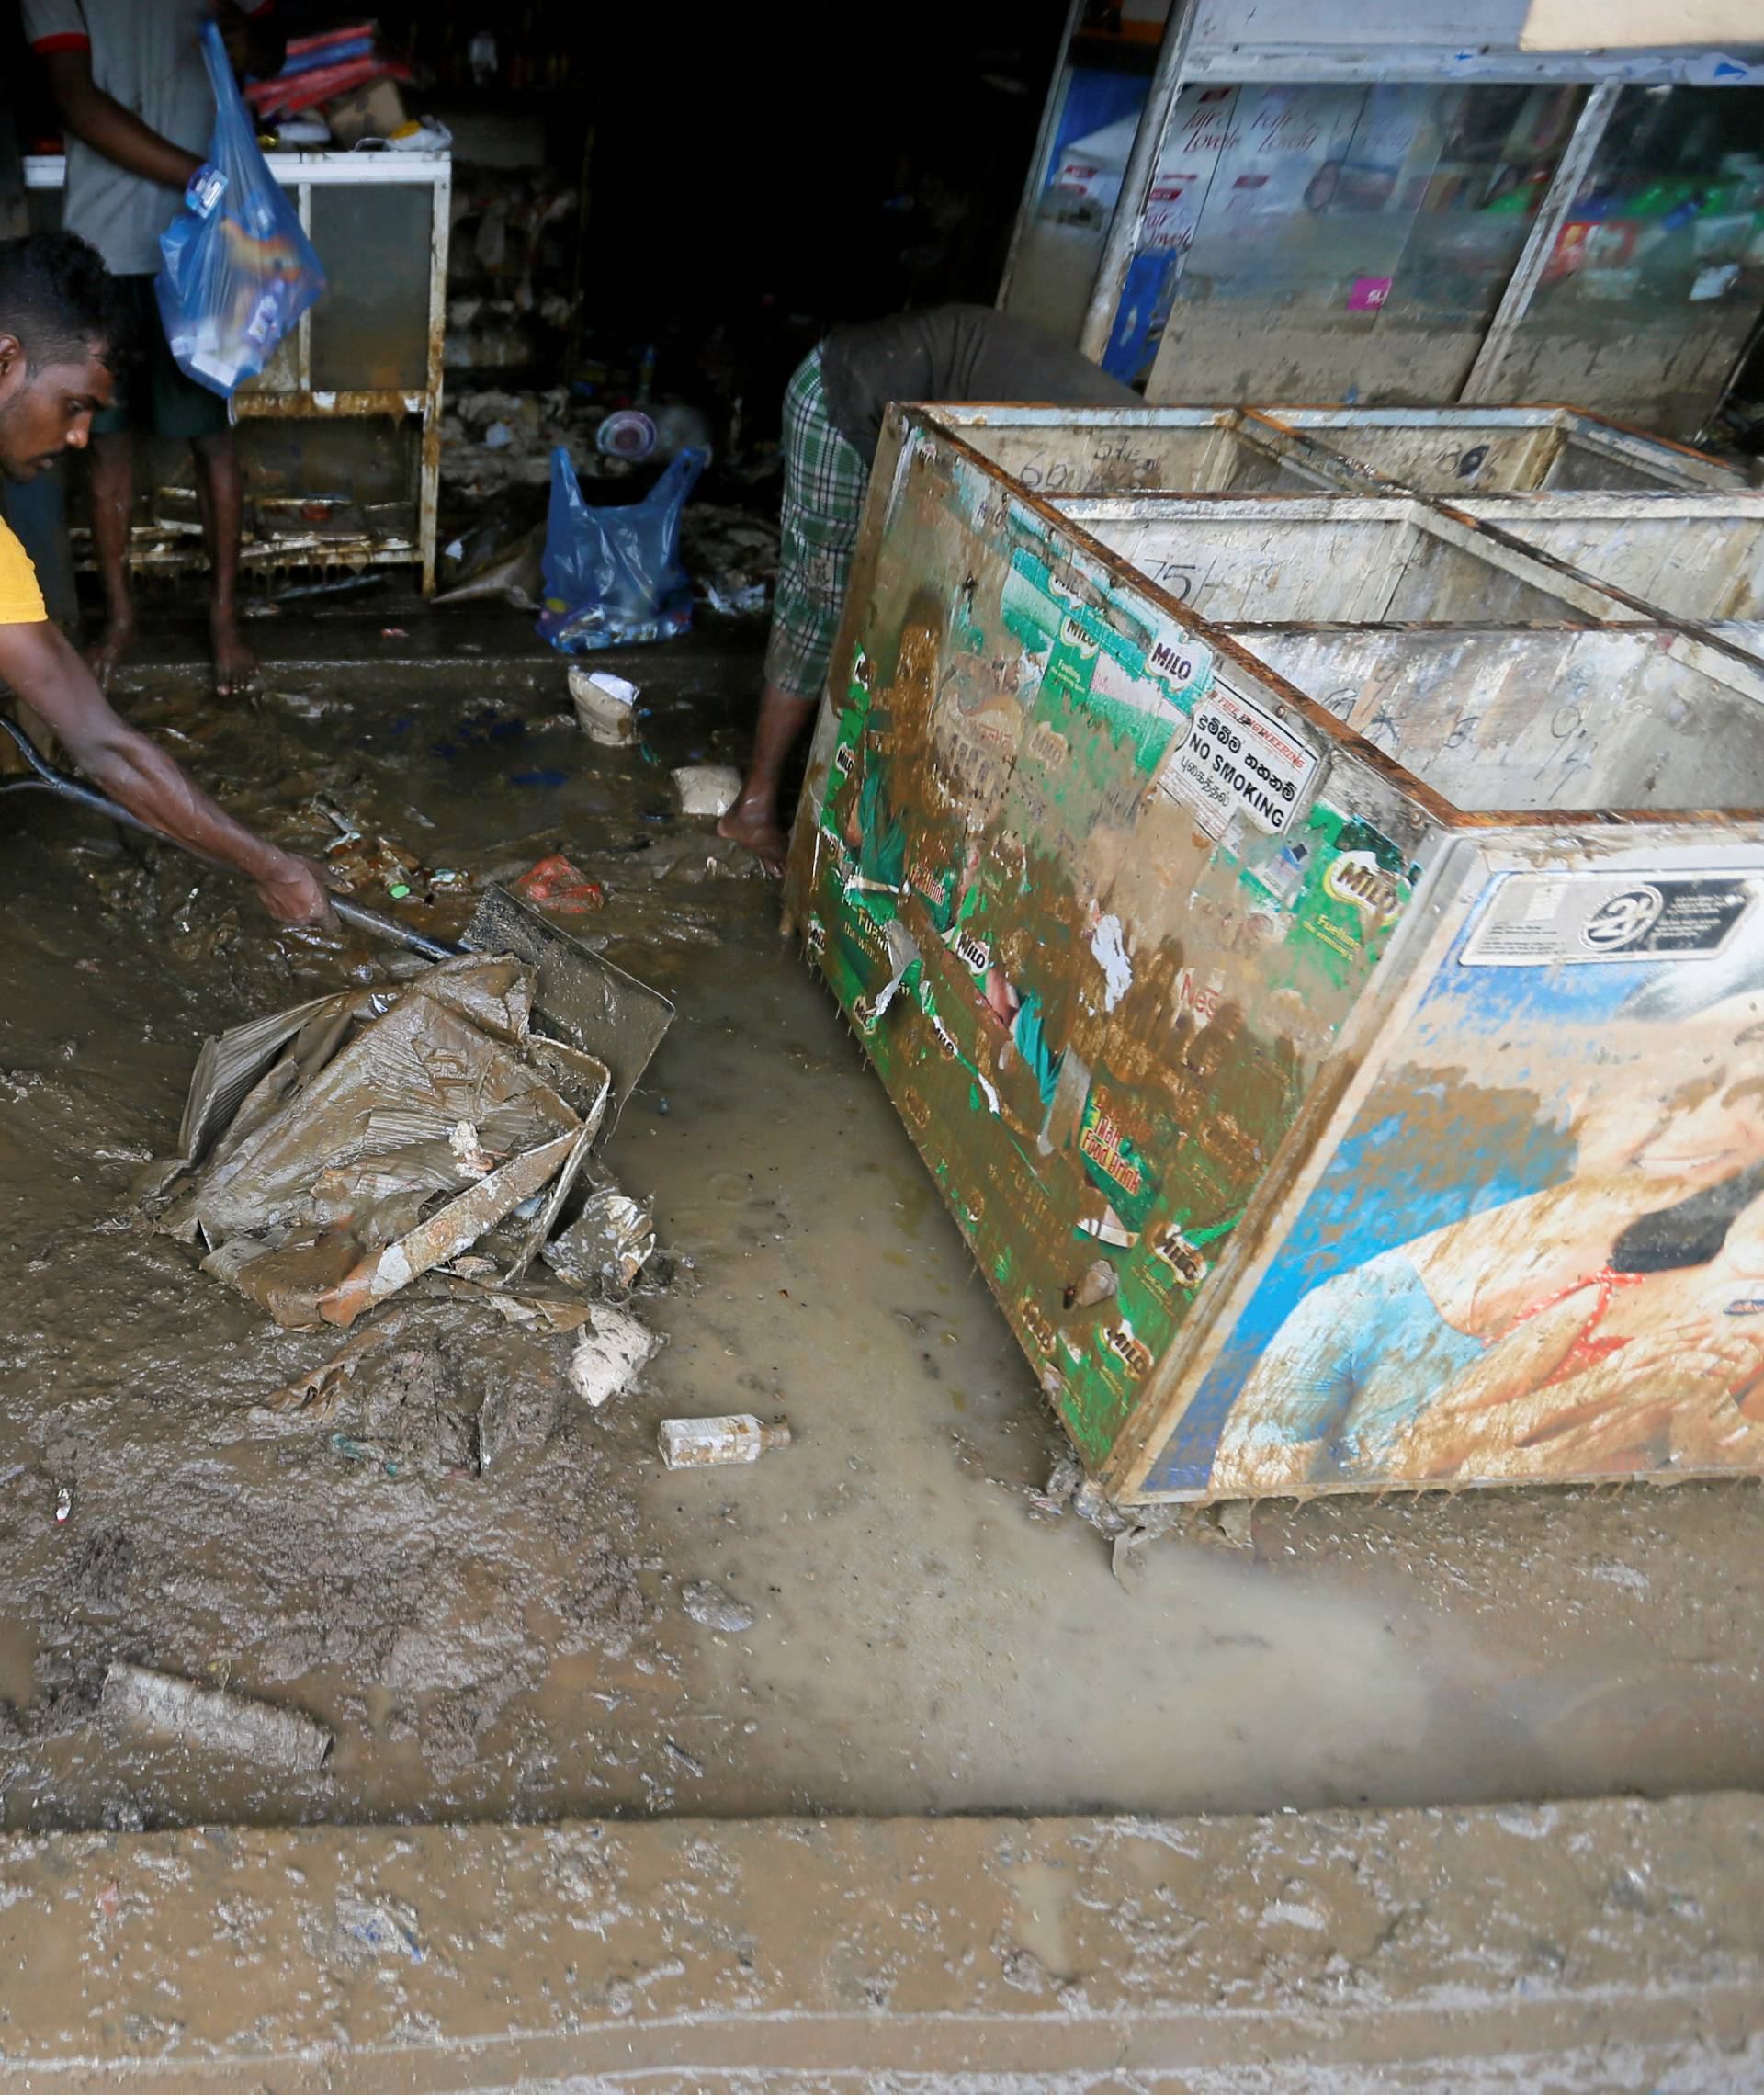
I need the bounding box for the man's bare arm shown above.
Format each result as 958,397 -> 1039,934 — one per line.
0,619 -> 334,926
43,48 -> 203,191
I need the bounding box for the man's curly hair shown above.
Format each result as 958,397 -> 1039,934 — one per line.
0,231 -> 131,375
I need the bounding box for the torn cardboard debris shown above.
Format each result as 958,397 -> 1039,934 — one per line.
544,1188 -> 655,1292
568,1305 -> 661,1409
151,954 -> 616,1330
101,1662 -> 333,1772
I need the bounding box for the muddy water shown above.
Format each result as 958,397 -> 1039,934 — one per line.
1,624 -> 1760,1833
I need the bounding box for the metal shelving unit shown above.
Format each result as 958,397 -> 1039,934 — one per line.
1001,6 -> 1764,438
27,148 -> 452,593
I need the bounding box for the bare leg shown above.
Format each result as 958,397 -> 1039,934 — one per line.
718,678 -> 815,876
85,430 -> 137,689
192,427 -> 257,697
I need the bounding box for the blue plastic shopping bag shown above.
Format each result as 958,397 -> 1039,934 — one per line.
155,22 -> 327,398
537,445 -> 707,653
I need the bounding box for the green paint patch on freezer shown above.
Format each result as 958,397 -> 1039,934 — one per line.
1005,548 -> 1203,781
1077,1090 -> 1159,1233
1001,559 -> 1063,656
1056,1361 -> 1137,1462
1240,802 -> 1416,993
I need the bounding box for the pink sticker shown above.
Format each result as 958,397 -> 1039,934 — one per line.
1348,276 -> 1392,312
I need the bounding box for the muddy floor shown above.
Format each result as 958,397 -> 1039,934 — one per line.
1,606 -> 1761,1835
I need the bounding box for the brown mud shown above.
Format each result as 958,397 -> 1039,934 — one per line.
1,612 -> 1761,1835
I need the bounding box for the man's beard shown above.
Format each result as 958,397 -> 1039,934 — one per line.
0,398 -> 52,481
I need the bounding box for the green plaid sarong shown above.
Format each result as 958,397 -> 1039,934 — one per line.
763,345 -> 870,700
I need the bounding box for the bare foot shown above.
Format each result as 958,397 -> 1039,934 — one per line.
83,615 -> 136,691
718,799 -> 788,877
209,613 -> 259,699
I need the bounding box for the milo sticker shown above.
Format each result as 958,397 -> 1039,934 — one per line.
1077,1091 -> 1159,1231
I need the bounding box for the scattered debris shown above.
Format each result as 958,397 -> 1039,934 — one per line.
701,580 -> 768,617
434,520 -> 545,608
1063,1260 -> 1118,1311
569,666 -> 639,747
448,1121 -> 499,1176
313,800 -> 424,898
1026,1455 -> 1082,1518
545,1188 -> 656,1292
462,884 -> 674,1112
477,1371 -> 560,1471
334,1890 -> 425,1966
680,1580 -> 755,1633
671,764 -> 742,818
149,956 -> 613,1330
658,1413 -> 792,1468
1196,1500 -> 1256,1553
1072,1479 -> 1136,1538
100,1661 -> 334,1772
331,1430 -> 400,1478
511,853 -> 605,914
568,1305 -> 662,1410
681,502 -> 777,616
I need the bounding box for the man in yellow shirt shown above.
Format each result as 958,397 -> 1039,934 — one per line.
0,232 -> 331,925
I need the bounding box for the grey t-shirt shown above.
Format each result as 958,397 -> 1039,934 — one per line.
24,0 -> 268,276
818,304 -> 1141,466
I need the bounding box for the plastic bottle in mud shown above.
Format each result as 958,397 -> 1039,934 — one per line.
658,1414 -> 792,1467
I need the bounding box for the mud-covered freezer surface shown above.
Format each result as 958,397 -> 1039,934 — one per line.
1,617 -> 1763,1833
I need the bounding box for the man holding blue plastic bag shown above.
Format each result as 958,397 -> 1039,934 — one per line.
25,1 -> 286,696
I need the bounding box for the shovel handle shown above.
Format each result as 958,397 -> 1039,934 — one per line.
1,715 -> 462,963
332,896 -> 461,962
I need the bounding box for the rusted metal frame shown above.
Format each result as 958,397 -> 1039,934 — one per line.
1177,44 -> 1763,85
237,389 -> 428,418
109,535 -> 413,572
294,183 -> 313,393
1053,488 -> 1652,628
24,149 -> 448,586
906,409 -> 1473,865
922,404 -> 1386,502
1551,417 -> 1748,491
1076,0 -> 1204,362
1252,403 -> 1568,493
419,155 -> 452,596
1426,498 -> 1764,678
1446,492 -> 1764,625
994,0 -> 1087,312
1458,81 -> 1622,406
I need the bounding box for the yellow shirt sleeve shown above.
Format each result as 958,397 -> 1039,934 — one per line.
0,516 -> 48,625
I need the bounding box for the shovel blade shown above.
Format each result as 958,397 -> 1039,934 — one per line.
461,883 -> 673,1111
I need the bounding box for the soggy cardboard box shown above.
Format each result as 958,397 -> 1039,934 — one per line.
322,75 -> 410,148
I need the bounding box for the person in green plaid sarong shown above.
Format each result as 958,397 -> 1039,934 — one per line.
718,305 -> 1137,873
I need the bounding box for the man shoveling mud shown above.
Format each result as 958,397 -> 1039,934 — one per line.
0,232 -> 333,926
718,304 -> 1139,873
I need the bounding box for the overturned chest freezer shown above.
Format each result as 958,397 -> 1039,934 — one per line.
784,403 -> 1764,1504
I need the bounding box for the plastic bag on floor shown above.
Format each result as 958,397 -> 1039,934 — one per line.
537,444 -> 707,652
155,21 -> 327,398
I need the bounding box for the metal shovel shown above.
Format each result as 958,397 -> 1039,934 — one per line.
0,714 -> 673,1107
